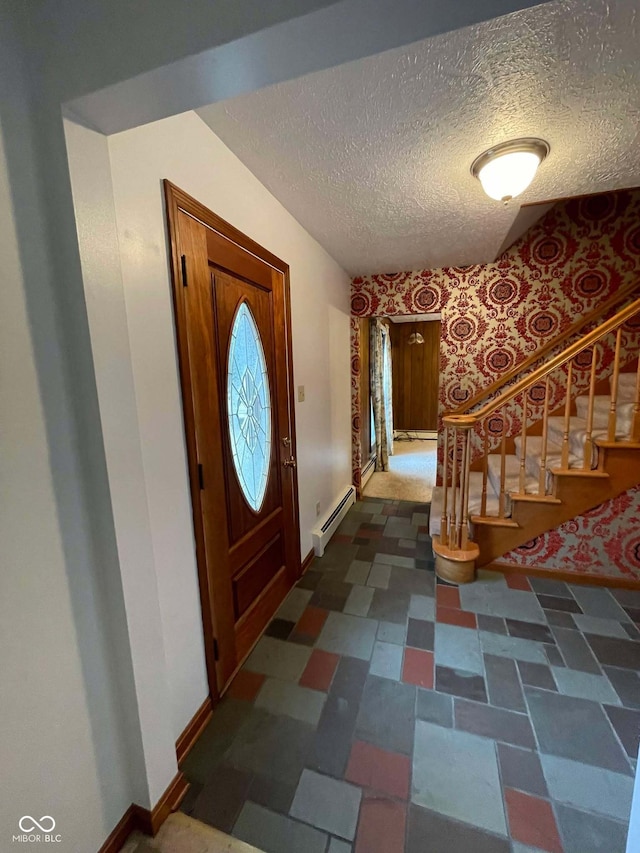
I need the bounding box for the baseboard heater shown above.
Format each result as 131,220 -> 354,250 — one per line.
361,456 -> 376,489
311,485 -> 356,557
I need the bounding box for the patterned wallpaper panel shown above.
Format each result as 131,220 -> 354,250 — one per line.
499,486 -> 640,581
350,190 -> 640,576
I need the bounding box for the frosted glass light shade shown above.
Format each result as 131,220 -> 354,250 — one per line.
471,138 -> 549,202
478,150 -> 541,201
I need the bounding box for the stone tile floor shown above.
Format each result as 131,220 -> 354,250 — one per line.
180,498 -> 640,853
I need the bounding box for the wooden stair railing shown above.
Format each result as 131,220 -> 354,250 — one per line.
434,297 -> 640,583
447,281 -> 640,418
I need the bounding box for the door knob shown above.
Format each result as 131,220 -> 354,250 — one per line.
283,456 -> 297,469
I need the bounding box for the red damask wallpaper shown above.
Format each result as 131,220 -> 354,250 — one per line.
499,486 -> 640,581
350,189 -> 640,578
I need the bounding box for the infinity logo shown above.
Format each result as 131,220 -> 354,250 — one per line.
19,816 -> 56,833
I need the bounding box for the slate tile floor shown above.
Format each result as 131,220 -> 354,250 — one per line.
180,498 -> 640,853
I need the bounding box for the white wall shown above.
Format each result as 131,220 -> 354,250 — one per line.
51,0 -> 546,135
2,1 -> 553,848
64,119 -> 179,800
0,118 -> 95,853
0,62 -> 134,853
102,111 -> 351,738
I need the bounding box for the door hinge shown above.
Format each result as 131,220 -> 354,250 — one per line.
213,638 -> 219,661
197,463 -> 204,490
181,254 -> 188,287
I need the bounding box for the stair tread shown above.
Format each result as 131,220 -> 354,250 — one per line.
549,467 -> 610,478
510,493 -> 563,504
595,438 -> 640,449
471,515 -> 520,528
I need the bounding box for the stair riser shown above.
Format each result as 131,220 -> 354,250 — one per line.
573,399 -> 633,435
612,373 -> 637,400
545,422 -> 600,466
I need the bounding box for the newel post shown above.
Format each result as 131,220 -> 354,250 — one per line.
433,415 -> 479,585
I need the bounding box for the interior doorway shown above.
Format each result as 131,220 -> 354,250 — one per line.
362,314 -> 440,503
164,182 -> 301,697
389,315 -> 441,435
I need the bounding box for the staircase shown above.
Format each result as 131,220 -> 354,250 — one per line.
430,298 -> 640,583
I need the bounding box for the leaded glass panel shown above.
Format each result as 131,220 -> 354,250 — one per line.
227,302 -> 272,511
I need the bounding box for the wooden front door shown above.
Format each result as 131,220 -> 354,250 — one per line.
164,181 -> 301,695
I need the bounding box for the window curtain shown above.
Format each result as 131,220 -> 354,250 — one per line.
370,319 -> 394,471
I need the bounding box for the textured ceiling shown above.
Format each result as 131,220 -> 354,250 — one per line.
198,0 -> 640,275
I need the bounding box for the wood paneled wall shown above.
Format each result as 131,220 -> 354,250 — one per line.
389,320 -> 441,431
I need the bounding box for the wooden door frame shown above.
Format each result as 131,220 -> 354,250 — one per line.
163,180 -> 301,703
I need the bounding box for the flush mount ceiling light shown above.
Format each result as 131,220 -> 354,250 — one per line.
471,138 -> 550,203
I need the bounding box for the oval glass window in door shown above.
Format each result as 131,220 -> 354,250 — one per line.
227,302 -> 272,511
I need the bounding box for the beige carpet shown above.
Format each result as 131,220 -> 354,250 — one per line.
363,439 -> 437,503
120,812 -> 263,853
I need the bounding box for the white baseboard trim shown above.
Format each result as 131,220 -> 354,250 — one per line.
311,485 -> 356,557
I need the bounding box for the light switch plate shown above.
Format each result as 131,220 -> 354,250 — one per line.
298,385 -> 305,402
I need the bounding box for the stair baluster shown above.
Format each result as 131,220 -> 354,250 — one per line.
440,427 -> 449,546
450,428 -> 459,549
608,328 -> 623,441
519,392 -> 528,495
458,428 -> 471,548
561,360 -> 573,470
539,376 -> 550,495
481,430 -> 489,515
461,427 -> 472,548
499,407 -> 507,517
584,344 -> 598,469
